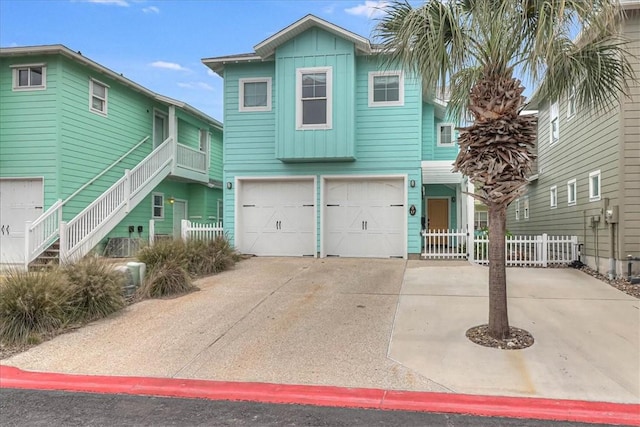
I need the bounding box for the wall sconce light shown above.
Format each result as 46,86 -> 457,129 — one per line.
226,182 -> 233,190
452,197 -> 456,203
167,196 -> 175,205
410,179 -> 416,188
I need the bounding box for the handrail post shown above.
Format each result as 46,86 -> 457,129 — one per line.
124,169 -> 131,213
59,221 -> 68,265
24,221 -> 32,270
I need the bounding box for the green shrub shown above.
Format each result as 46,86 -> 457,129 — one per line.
208,235 -> 237,273
62,257 -> 126,322
183,236 -> 237,276
136,260 -> 194,298
136,239 -> 188,272
0,269 -> 69,345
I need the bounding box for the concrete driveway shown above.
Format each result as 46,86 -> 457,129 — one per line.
2,257 -> 638,404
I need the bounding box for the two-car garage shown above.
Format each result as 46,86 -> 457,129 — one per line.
235,176 -> 406,258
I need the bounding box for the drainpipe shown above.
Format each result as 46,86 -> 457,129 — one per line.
608,222 -> 616,280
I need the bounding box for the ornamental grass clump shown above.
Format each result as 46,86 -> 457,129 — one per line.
136,239 -> 188,272
62,257 -> 126,323
0,269 -> 69,345
136,259 -> 194,298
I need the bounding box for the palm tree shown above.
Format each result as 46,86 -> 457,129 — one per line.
376,0 -> 634,340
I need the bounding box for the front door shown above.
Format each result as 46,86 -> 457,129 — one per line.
427,198 -> 449,246
173,200 -> 187,239
0,179 -> 43,265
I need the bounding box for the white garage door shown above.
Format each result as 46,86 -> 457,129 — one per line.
238,179 -> 315,256
324,178 -> 405,258
0,179 -> 44,265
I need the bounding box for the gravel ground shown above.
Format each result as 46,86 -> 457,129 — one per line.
576,265 -> 640,299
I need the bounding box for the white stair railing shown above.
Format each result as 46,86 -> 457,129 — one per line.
24,199 -> 64,266
60,137 -> 175,263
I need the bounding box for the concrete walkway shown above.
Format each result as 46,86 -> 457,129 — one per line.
2,257 -> 638,405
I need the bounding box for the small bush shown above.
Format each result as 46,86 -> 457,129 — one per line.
0,269 -> 69,345
136,239 -> 188,272
208,236 -> 237,273
62,257 -> 126,323
136,260 -> 194,298
183,236 -> 237,276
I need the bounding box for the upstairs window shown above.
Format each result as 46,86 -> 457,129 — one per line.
523,196 -> 530,219
589,170 -> 601,201
437,124 -> 455,146
550,185 -> 558,208
369,71 -> 403,106
239,78 -> 271,112
567,179 -> 577,205
515,198 -> 520,221
296,67 -> 332,130
550,101 -> 559,144
152,193 -> 164,219
90,79 -> 108,116
12,64 -> 46,90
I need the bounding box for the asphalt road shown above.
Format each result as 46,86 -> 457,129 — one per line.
0,389 -> 609,427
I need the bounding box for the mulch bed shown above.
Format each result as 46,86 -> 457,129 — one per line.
466,324 -> 534,350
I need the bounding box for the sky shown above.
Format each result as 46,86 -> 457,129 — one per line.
0,0 -> 396,121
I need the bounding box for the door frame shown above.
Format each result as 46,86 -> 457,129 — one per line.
153,109 -> 169,148
234,176 -> 317,257
172,198 -> 188,238
425,197 -> 451,230
320,174 -> 408,259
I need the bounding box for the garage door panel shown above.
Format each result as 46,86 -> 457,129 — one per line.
238,180 -> 315,257
0,179 -> 43,265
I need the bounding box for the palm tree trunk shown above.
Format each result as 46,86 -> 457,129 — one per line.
488,204 -> 509,339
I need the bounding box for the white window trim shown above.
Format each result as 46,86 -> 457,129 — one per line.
523,196 -> 530,220
589,170 -> 601,202
89,78 -> 109,116
567,87 -> 576,119
11,63 -> 47,91
567,179 -> 577,206
239,77 -> 272,112
296,66 -> 332,130
152,192 -> 164,219
368,70 -> 404,107
550,185 -> 558,208
550,101 -> 559,145
437,123 -> 456,147
515,198 -> 520,221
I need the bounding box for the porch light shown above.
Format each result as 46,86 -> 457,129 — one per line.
167,196 -> 175,204
226,182 -> 233,190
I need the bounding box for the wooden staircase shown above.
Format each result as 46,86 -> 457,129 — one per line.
29,240 -> 60,270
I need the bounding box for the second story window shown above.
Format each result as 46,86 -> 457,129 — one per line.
296,67 -> 332,130
523,196 -> 530,219
152,193 -> 164,219
550,185 -> 558,208
589,170 -> 601,201
567,179 -> 577,205
437,124 -> 455,146
90,79 -> 108,116
550,101 -> 559,144
239,78 -> 271,112
12,64 -> 46,91
369,71 -> 403,106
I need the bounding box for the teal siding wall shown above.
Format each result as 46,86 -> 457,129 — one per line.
209,128 -> 223,181
422,109 -> 458,161
0,55 -> 60,208
222,52 -> 424,254
433,118 -> 459,160
275,28 -> 356,161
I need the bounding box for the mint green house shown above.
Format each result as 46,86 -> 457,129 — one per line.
0,45 -> 223,268
203,15 -> 473,258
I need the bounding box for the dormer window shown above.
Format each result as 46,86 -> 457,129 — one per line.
369,71 -> 404,107
296,66 -> 332,130
12,64 -> 46,90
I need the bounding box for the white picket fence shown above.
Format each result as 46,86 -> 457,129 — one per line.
422,229 -> 578,267
180,219 -> 224,241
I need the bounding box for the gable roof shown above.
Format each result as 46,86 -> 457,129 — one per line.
202,14 -> 371,75
0,44 -> 222,129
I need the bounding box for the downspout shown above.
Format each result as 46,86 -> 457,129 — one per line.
609,223 -> 616,280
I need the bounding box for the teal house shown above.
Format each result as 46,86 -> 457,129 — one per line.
0,45 -> 223,268
203,15 -> 473,258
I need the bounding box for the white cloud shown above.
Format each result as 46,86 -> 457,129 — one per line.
206,69 -> 216,76
85,0 -> 130,6
150,61 -> 189,71
142,6 -> 159,13
344,1 -> 389,18
178,82 -> 214,91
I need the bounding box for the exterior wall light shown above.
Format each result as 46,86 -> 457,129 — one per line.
226,182 -> 233,190
167,196 -> 175,204
410,179 -> 416,188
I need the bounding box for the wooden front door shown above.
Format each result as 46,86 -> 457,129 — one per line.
427,198 -> 449,246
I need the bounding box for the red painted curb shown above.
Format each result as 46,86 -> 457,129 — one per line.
1,365 -> 638,426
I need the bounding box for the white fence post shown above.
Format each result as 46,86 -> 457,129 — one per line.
148,219 -> 155,245
468,227 -> 475,263
181,219 -> 190,241
24,221 -> 32,269
542,233 -> 548,267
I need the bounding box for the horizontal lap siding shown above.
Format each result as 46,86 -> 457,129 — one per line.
0,55 -> 59,207
59,57 -> 156,220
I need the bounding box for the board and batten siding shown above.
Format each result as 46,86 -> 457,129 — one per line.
0,54 -> 60,208
222,53 -> 423,254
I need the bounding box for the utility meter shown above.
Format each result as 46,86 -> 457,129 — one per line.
605,206 -> 619,224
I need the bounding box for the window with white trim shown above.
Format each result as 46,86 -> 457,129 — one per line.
437,123 -> 455,146
567,179 -> 577,205
296,67 -> 332,129
589,170 -> 601,201
550,101 -> 559,144
550,186 -> 558,208
12,64 -> 46,90
368,71 -> 403,106
523,196 -> 530,219
515,198 -> 520,221
474,211 -> 488,230
239,78 -> 271,112
199,129 -> 209,152
152,193 -> 164,219
90,79 -> 108,115
567,87 -> 576,119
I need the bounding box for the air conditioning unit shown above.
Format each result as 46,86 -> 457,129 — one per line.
104,237 -> 141,258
